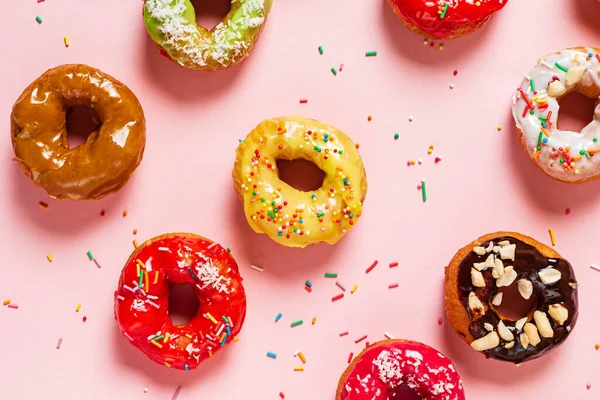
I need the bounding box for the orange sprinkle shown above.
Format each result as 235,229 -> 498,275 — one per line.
164,332 -> 170,343
3,300 -> 10,306
133,229 -> 138,235
122,210 -> 128,217
151,340 -> 163,348
38,201 -> 49,209
534,150 -> 540,159
541,128 -> 551,137
367,115 -> 372,121
144,268 -> 149,292
154,271 -> 159,284
133,239 -> 139,248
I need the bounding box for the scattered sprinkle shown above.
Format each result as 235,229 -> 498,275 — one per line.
347,352 -> 354,363
339,63 -> 344,71
590,264 -> 600,272
279,393 -> 285,399
7,303 -> 19,309
75,304 -> 81,312
332,293 -> 344,302
305,281 -> 313,287
421,179 -> 427,202
82,316 -> 87,322
39,201 -> 48,209
409,116 -> 414,122
438,318 -> 443,325
449,83 -> 455,89
305,285 -> 312,293
291,320 -> 303,328
389,262 -> 398,268
267,352 -> 277,359
56,338 -> 63,349
133,229 -> 138,235
299,99 -> 308,104
440,3 -> 449,18
298,351 -> 307,364
250,264 -> 264,272
351,284 -> 358,294
133,239 -> 139,248
565,208 -> 571,215
428,145 -> 434,154
36,16 -> 42,24
367,115 -> 372,121
171,386 -> 182,400
311,317 -> 317,325
595,344 -> 599,350
275,313 -> 282,322
47,254 -> 53,262
355,335 -> 367,344
324,273 -> 338,278
335,281 -> 346,291
122,210 -> 128,217
549,228 -> 556,246
2,300 -> 10,306
587,383 -> 592,390
366,260 -> 378,274
318,46 -> 323,55
497,125 -> 502,131
339,331 -> 349,337
64,36 -> 69,47
93,258 -> 102,268
365,51 -> 377,57
331,67 -> 338,76
293,366 -> 304,372
384,332 -> 395,339
394,133 -> 399,140
86,251 -> 94,261
388,283 -> 399,289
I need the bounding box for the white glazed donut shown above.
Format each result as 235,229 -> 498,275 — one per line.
512,47 -> 600,183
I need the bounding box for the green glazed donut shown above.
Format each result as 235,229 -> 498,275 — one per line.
144,0 -> 272,71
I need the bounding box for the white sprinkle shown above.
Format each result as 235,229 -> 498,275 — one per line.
117,295 -> 125,301
541,60 -> 554,70
56,338 -> 63,349
250,264 -> 264,272
449,83 -> 455,89
172,386 -> 182,400
590,264 -> 600,272
384,332 -> 395,339
143,388 -> 148,393
158,247 -> 171,252
123,285 -> 135,293
408,116 -> 414,122
207,242 -> 219,250
145,300 -> 160,309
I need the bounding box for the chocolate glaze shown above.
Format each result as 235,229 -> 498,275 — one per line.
457,236 -> 578,363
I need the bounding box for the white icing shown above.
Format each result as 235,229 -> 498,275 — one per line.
144,0 -> 269,69
512,47 -> 600,182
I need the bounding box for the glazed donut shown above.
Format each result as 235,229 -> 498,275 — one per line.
232,116 -> 368,248
144,0 -> 272,71
11,64 -> 146,200
114,233 -> 246,370
387,0 -> 508,40
445,232 -> 578,363
512,47 -> 600,183
336,339 -> 465,400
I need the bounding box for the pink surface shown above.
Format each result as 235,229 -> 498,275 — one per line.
1,1 -> 600,399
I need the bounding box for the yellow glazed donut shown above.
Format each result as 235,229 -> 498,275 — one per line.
232,117 -> 368,248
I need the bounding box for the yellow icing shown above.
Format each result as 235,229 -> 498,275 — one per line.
233,117 -> 368,248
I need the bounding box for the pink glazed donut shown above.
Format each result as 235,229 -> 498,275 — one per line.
336,340 -> 465,400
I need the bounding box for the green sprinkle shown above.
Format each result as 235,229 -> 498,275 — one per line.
394,133 -> 399,140
139,270 -> 144,287
585,151 -> 591,159
222,316 -> 229,323
324,273 -> 338,278
580,149 -> 585,155
291,320 -> 303,328
338,150 -> 343,154
331,67 -> 337,76
226,248 -> 231,252
538,116 -> 547,121
536,146 -> 541,150
555,62 -> 568,73
440,3 -> 449,18
530,109 -> 535,115
594,138 -> 598,143
421,180 -> 427,202
560,158 -> 564,163
365,51 -> 377,57
530,79 -> 535,91
318,46 -> 324,55
153,335 -> 164,341
538,132 -> 543,144
86,251 -> 94,261
36,16 -> 42,24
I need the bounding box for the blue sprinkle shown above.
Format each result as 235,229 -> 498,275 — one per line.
267,352 -> 277,359
275,313 -> 282,322
299,219 -> 304,223
543,138 -> 548,143
187,267 -> 196,280
278,232 -> 283,236
226,326 -> 231,335
311,194 -> 316,198
589,53 -> 594,58
238,139 -> 242,142
541,122 -> 547,128
185,364 -> 189,371
221,333 -> 228,346
349,213 -> 354,217
305,281 -> 312,287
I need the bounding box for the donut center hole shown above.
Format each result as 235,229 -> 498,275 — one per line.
192,0 -> 232,30
277,159 -> 325,192
494,283 -> 537,321
66,105 -> 98,149
557,92 -> 596,133
168,284 -> 200,327
388,384 -> 422,400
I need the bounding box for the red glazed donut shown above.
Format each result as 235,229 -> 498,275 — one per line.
387,0 -> 508,40
336,340 -> 465,400
114,233 -> 246,371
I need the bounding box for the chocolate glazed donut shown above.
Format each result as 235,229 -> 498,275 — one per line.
445,232 -> 578,363
11,64 -> 146,200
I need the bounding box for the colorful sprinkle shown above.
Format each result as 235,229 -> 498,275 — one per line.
318,46 -> 323,55
324,273 -> 338,278
331,67 -> 338,76
86,251 -> 94,261
388,283 -> 399,289
56,338 -> 62,349
75,304 -> 81,312
351,284 -> 358,294
339,331 -> 349,337
7,303 -> 19,309
311,317 -> 317,325
365,51 -> 377,57
332,293 -> 344,302
64,36 -> 69,47
347,352 -> 354,363
294,366 -> 304,372
305,280 -> 312,287
250,264 -> 264,272
2,300 -> 10,306
335,281 -> 346,291
39,201 -> 48,209
555,62 -> 569,73
36,16 -> 42,24
440,3 -> 449,18
47,254 -> 53,262
267,352 -> 277,359
549,228 -> 556,246
389,262 -> 399,268
291,320 -> 303,328
365,260 -> 378,274
275,313 -> 282,322
355,335 -> 367,344
421,179 -> 427,202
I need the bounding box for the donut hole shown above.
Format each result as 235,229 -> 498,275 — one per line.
192,0 -> 232,31
557,91 -> 596,133
493,283 -> 537,321
388,384 -> 421,400
66,105 -> 99,149
168,284 -> 200,327
277,159 -> 325,192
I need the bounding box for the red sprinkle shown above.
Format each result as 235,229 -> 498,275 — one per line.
339,331 -> 349,337
388,283 -> 399,289
299,99 -> 308,104
332,293 -> 344,302
389,262 -> 399,268
565,208 -> 571,215
347,352 -> 354,363
279,393 -> 285,399
39,201 -> 49,209
305,285 -> 312,293
365,260 -> 378,274
82,316 -> 87,322
438,318 -> 443,325
355,335 -> 367,344
435,157 -> 442,163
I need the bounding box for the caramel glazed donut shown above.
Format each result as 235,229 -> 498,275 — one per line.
512,47 -> 600,183
445,232 -> 578,363
232,117 -> 368,248
11,64 -> 146,200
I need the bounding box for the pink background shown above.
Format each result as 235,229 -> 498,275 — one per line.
2,0 -> 600,399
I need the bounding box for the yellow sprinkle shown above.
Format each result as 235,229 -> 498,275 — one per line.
575,169 -> 580,175
75,304 -> 81,312
411,160 -> 416,165
136,259 -> 146,269
497,125 -> 502,131
64,36 -> 69,47
233,336 -> 239,342
136,264 -> 140,277
541,128 -> 551,137
549,228 -> 556,246
586,148 -> 600,154
154,271 -> 159,284
144,269 -> 149,292
220,332 -> 226,342
311,317 -> 317,325
164,332 -> 170,343
208,350 -> 213,357
133,239 -> 139,248
47,254 -> 53,262
164,361 -> 171,367
427,145 -> 434,154
185,334 -> 193,339
206,313 -> 218,324
534,150 -> 540,159
575,53 -> 579,62
151,340 -> 163,348
351,284 -> 358,294
298,351 -> 307,364
3,300 -> 10,306
573,155 -> 583,161
294,366 -> 304,371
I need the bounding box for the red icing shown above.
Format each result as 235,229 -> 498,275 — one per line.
340,341 -> 465,400
114,234 -> 246,370
388,0 -> 508,39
